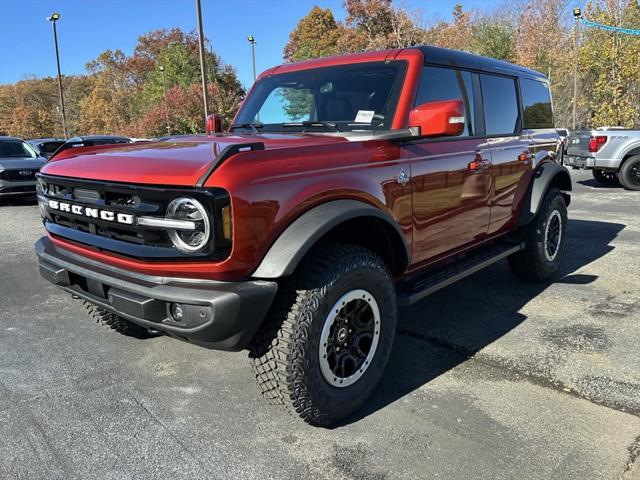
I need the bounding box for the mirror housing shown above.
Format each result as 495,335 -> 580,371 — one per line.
206,114 -> 223,134
409,99 -> 465,138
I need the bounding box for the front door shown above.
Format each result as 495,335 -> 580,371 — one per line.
405,66 -> 491,267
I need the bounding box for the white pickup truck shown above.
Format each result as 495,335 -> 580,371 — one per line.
565,127 -> 640,191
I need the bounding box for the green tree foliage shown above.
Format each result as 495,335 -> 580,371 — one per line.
471,17 -> 515,61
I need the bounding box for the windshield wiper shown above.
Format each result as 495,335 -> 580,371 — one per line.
229,122 -> 263,133
281,121 -> 340,132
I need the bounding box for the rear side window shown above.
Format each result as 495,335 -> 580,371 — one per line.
521,79 -> 553,129
480,74 -> 519,136
415,66 -> 475,137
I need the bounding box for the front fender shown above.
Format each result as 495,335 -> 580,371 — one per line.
517,161 -> 572,227
252,199 -> 409,279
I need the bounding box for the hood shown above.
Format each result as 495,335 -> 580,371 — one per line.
0,157 -> 45,171
41,134 -> 350,186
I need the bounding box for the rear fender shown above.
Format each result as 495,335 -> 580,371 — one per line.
517,161 -> 572,227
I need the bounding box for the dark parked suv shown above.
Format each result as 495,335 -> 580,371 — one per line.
0,136 -> 45,199
35,46 -> 570,426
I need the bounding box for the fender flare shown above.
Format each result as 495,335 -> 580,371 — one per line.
620,142 -> 640,164
252,199 -> 409,279
517,161 -> 572,227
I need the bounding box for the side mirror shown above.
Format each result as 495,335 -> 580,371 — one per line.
409,99 -> 465,137
206,114 -> 223,134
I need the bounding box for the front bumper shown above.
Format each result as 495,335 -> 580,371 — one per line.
0,178 -> 36,196
35,236 -> 277,351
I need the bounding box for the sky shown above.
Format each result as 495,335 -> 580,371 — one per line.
0,0 -> 505,89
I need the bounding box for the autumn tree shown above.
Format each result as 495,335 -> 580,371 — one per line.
284,6 -> 343,62
578,0 -> 640,128
425,4 -> 473,51
340,0 -> 426,51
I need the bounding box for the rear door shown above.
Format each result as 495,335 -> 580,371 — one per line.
479,73 -> 531,235
404,66 -> 491,266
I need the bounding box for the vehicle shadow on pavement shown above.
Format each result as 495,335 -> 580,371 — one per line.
0,195 -> 37,206
343,218 -> 625,426
577,179 -> 622,189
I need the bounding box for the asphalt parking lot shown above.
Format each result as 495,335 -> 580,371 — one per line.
1,169 -> 639,480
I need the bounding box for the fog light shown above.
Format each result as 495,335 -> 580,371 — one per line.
170,303 -> 185,322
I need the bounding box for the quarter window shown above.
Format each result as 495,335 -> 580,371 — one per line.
414,66 -> 475,137
480,74 -> 519,136
521,79 -> 554,129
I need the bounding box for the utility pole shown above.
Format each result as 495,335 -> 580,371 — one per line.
572,7 -> 582,130
247,35 -> 257,83
195,0 -> 209,121
47,12 -> 68,139
159,66 -> 170,135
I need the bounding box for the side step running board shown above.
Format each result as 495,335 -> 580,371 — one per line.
397,242 -> 524,307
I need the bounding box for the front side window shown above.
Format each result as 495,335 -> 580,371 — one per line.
0,141 -> 38,158
521,79 -> 554,129
234,61 -> 406,132
414,66 -> 475,137
480,74 -> 519,136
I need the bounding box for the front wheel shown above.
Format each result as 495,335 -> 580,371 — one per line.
249,243 -> 396,427
592,168 -> 619,186
618,156 -> 640,191
509,188 -> 568,282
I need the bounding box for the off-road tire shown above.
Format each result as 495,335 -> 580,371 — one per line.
592,168 -> 619,186
618,155 -> 640,191
509,188 -> 567,282
84,301 -> 158,339
249,243 -> 396,427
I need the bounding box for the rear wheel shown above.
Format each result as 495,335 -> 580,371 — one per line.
618,156 -> 640,191
84,301 -> 159,339
509,188 -> 568,282
592,168 -> 619,186
249,243 -> 396,427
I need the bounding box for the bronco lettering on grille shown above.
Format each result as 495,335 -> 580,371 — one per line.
47,199 -> 134,225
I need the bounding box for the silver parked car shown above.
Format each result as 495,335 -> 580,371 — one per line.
565,128 -> 640,191
0,136 -> 46,199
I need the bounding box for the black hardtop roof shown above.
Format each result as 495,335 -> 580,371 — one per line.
0,136 -> 24,142
67,135 -> 131,142
415,46 -> 547,81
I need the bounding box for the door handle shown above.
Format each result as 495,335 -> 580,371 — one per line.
468,157 -> 491,171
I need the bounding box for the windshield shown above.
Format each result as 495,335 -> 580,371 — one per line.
0,140 -> 38,158
234,61 -> 407,132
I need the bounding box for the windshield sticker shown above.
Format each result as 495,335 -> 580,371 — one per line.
354,110 -> 375,124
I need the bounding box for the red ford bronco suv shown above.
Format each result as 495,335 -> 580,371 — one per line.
35,46 -> 571,426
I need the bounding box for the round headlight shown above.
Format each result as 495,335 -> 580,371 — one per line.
166,197 -> 211,253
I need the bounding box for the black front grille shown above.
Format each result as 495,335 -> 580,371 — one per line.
1,169 -> 37,181
0,185 -> 36,194
37,174 -> 231,261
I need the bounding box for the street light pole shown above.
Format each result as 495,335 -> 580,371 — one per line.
572,8 -> 582,130
195,0 -> 209,121
47,13 -> 68,139
159,66 -> 170,135
247,35 -> 257,83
